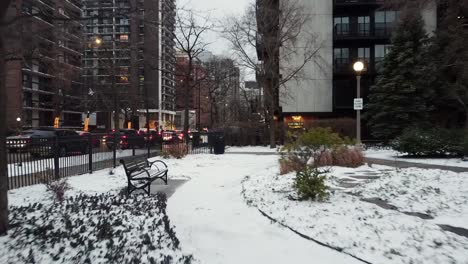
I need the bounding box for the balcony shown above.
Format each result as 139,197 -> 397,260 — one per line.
334,24 -> 393,40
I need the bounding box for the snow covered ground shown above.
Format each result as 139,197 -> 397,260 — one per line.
6,149 -> 468,263
166,154 -> 361,264
243,162 -> 468,264
365,149 -> 468,168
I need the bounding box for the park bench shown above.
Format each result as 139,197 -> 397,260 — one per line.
120,158 -> 168,195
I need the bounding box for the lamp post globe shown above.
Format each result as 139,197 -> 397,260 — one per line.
353,61 -> 364,72
16,117 -> 21,122
95,37 -> 102,45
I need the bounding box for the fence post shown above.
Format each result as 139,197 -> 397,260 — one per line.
147,140 -> 150,159
53,136 -> 60,179
113,132 -> 117,168
132,139 -> 135,156
88,134 -> 93,173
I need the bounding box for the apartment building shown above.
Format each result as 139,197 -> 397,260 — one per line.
4,0 -> 83,131
256,0 -> 437,133
82,0 -> 176,130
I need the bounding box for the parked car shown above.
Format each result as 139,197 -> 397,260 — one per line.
76,131 -> 101,148
7,128 -> 88,158
162,130 -> 180,143
104,129 -> 146,150
139,129 -> 162,146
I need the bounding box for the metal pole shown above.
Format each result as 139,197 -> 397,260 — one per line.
356,75 -> 361,144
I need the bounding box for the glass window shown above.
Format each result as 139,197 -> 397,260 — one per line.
358,16 -> 370,36
334,48 -> 349,69
334,17 -> 350,36
358,47 -> 370,65
375,11 -> 398,36
120,34 -> 129,41
375,44 -> 392,71
375,11 -> 385,23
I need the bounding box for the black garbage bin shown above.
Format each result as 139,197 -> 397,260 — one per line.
192,132 -> 200,148
213,133 -> 225,155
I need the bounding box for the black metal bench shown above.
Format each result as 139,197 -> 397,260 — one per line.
120,158 -> 168,195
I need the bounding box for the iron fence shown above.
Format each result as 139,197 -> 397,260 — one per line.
6,132 -> 216,190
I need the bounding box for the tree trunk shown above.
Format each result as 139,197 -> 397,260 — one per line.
0,18 -> 10,236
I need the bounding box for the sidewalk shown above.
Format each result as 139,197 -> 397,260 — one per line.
365,157 -> 468,173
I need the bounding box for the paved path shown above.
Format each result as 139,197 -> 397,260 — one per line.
366,157 -> 468,173
150,179 -> 188,198
166,155 -> 361,264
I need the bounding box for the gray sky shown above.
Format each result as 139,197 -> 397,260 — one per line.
179,0 -> 252,56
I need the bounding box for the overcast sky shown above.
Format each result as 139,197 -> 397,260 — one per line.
178,0 -> 252,56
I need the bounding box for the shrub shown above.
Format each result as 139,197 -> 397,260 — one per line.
279,156 -> 305,175
392,127 -> 464,156
162,144 -> 188,159
313,146 -> 364,168
331,146 -> 364,168
282,127 -> 347,166
293,166 -> 329,201
40,177 -> 70,203
282,127 -> 359,170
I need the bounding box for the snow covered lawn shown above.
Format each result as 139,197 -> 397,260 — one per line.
4,165 -> 193,264
243,162 -> 468,264
6,150 -> 468,264
365,148 -> 468,168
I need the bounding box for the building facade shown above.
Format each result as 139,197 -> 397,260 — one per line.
4,0 -> 83,131
257,0 -> 438,136
82,0 -> 176,130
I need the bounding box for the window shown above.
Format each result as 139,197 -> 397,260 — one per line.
374,44 -> 392,70
358,47 -> 370,65
375,11 -> 398,36
334,17 -> 349,36
333,48 -> 349,69
120,34 -> 129,41
358,16 -> 370,36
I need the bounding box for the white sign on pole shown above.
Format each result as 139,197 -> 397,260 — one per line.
354,98 -> 363,110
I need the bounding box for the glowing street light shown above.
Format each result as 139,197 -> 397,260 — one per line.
353,61 -> 364,144
95,37 -> 102,46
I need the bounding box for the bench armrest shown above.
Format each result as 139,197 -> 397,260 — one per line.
148,159 -> 168,171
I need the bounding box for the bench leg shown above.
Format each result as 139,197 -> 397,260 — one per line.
164,171 -> 168,185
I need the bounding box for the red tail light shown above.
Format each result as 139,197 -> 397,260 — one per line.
158,132 -> 161,135
150,135 -> 154,140
121,135 -> 127,139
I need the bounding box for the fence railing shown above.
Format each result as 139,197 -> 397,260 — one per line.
6,132 -> 215,190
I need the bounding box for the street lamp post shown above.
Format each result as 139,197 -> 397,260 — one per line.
353,61 -> 364,144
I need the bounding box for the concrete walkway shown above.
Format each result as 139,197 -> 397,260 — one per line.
150,179 -> 188,198
366,157 -> 468,173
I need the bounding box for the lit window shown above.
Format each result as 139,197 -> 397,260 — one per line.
120,34 -> 129,41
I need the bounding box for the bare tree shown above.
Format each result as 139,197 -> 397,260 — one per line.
203,57 -> 241,127
224,0 -> 321,148
174,8 -> 211,139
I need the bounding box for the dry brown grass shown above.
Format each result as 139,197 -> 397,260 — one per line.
162,144 -> 188,159
279,156 -> 306,175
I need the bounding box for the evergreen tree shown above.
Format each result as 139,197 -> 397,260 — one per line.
427,1 -> 468,129
366,11 -> 434,140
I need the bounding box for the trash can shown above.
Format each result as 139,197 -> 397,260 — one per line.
192,132 -> 200,148
213,133 -> 225,155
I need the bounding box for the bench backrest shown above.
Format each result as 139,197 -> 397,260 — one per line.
120,159 -> 148,175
